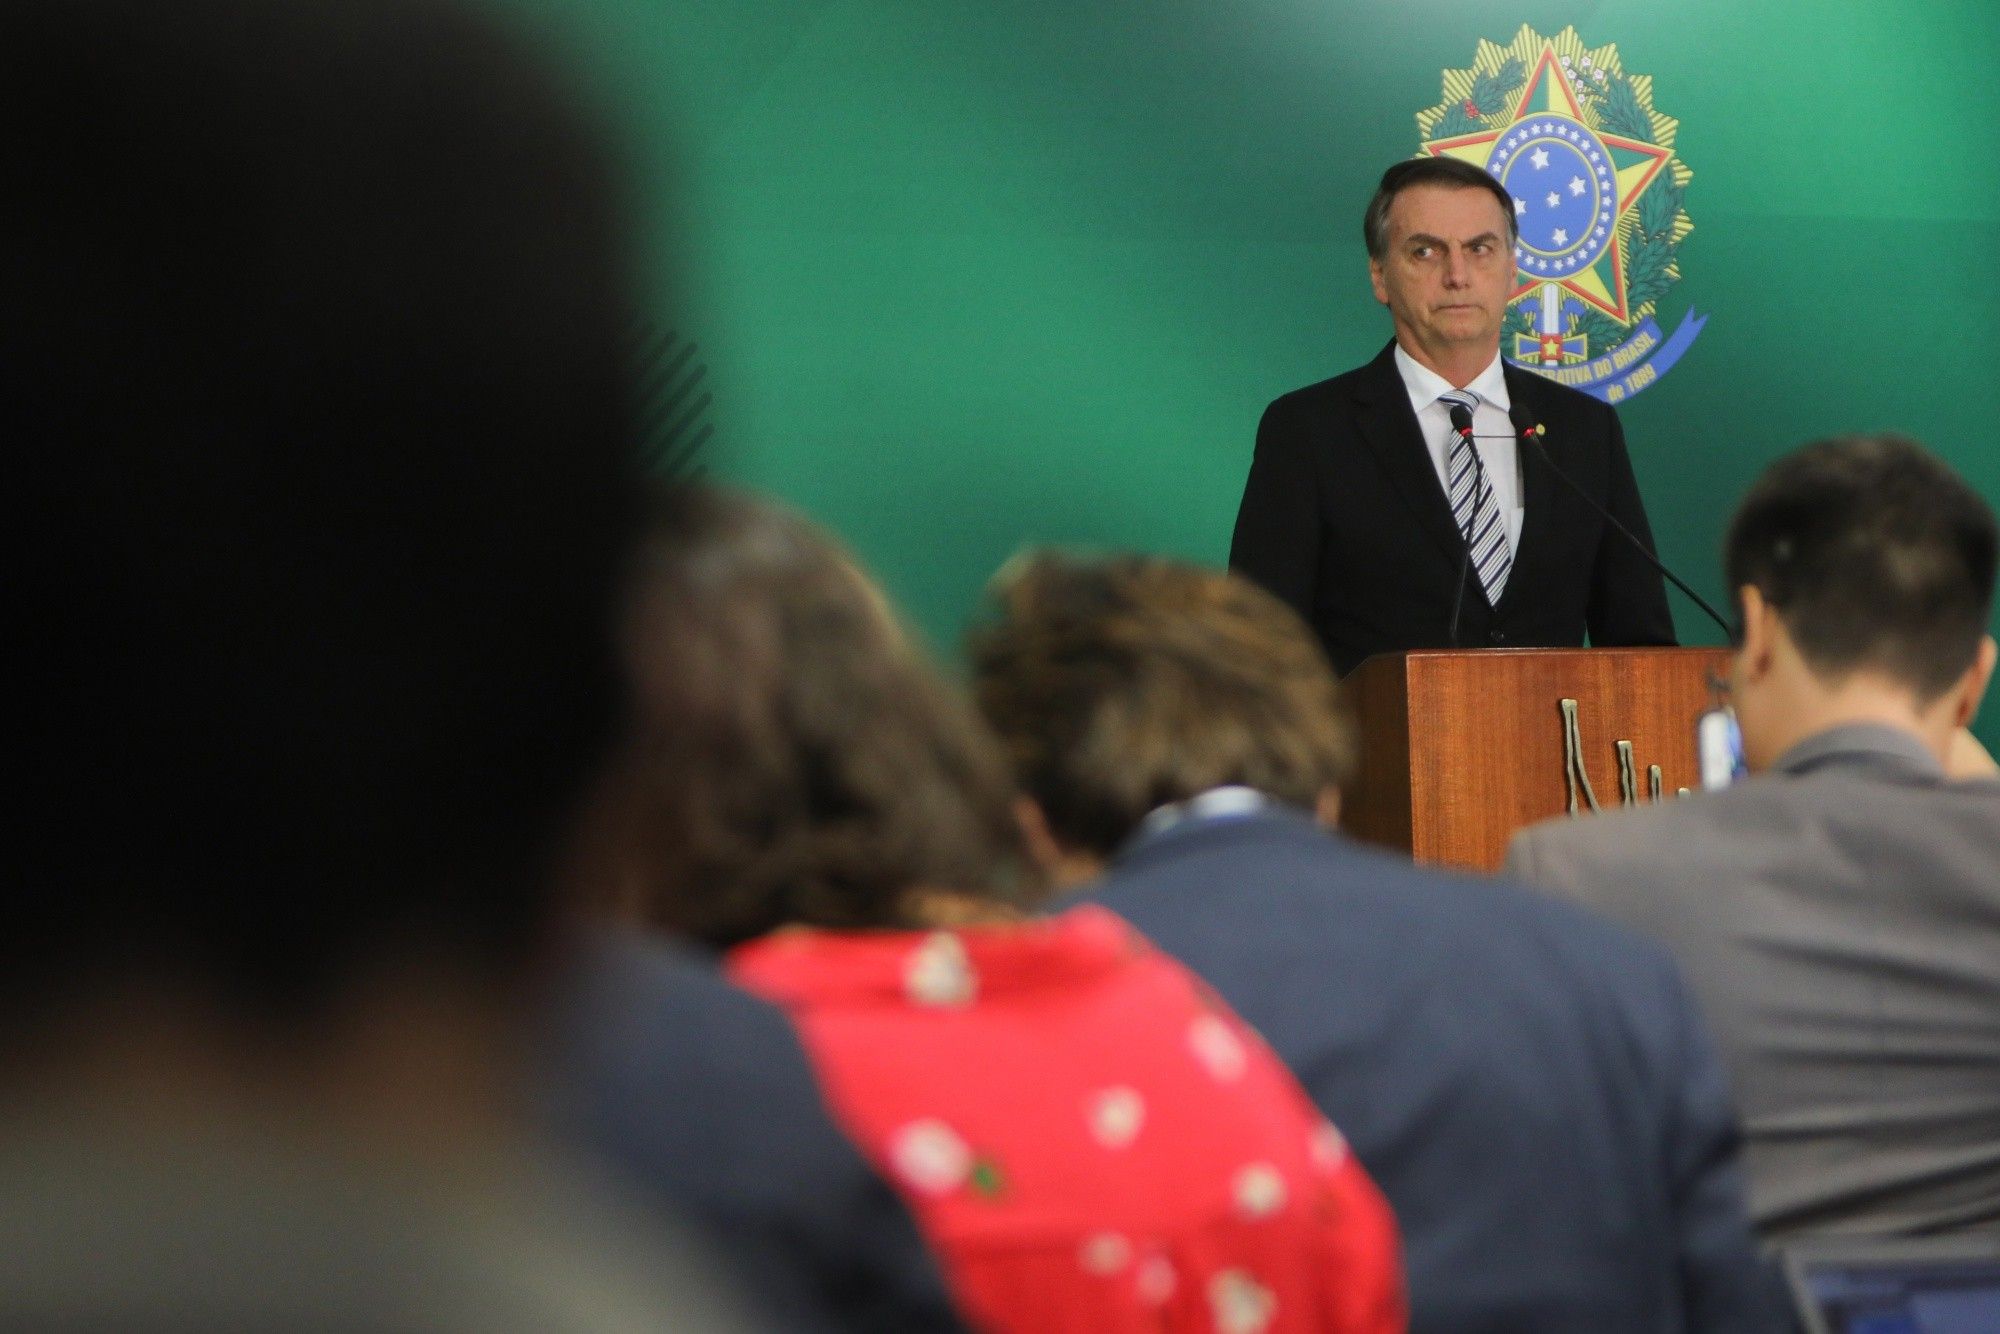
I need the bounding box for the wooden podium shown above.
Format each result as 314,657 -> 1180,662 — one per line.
1340,647 -> 1728,872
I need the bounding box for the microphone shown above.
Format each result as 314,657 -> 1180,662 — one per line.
1507,403 -> 1733,639
1445,402 -> 1496,648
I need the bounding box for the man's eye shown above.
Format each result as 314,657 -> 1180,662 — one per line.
1410,246 -> 1434,260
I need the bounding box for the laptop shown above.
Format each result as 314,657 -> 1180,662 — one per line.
1782,1236 -> 2000,1334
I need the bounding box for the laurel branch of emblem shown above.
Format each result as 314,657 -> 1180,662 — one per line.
1427,57 -> 1524,139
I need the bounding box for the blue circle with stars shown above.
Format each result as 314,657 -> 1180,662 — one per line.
1487,116 -> 1616,278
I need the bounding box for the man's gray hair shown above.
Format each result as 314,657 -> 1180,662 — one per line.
1363,157 -> 1519,258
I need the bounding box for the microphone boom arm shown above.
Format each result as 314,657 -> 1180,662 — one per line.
1515,418 -> 1733,639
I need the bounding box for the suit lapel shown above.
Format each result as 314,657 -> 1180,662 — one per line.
1494,362 -> 1562,616
1350,342 -> 1472,571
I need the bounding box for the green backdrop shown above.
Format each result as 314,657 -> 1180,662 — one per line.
500,0 -> 2000,746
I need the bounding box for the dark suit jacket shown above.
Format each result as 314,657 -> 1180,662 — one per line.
1080,807 -> 1781,1334
1230,341 -> 1676,674
543,931 -> 966,1333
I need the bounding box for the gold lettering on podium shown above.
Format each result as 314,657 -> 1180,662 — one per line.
1560,701 -> 1678,817
1616,741 -> 1638,805
1560,699 -> 1599,815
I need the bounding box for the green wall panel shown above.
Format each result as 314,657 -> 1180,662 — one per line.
500,0 -> 2000,745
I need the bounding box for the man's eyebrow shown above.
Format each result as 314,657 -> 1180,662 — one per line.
1403,230 -> 1502,249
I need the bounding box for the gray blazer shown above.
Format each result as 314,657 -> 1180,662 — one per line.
1506,724 -> 2000,1242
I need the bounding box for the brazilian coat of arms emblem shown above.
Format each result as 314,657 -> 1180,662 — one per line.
1416,26 -> 1702,402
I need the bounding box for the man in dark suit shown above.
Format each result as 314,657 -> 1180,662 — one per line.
968,553 -> 1779,1334
1231,157 -> 1676,674
545,932 -> 967,1332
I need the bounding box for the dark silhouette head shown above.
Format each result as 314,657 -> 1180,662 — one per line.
5,0 -> 644,1026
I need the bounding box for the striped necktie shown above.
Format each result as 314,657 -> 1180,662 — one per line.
1439,389 -> 1511,605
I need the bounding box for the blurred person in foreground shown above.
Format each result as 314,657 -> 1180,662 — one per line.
1508,435 -> 2000,1241
3,0 -> 749,1326
968,555 -> 1780,1334
600,488 -> 1407,1333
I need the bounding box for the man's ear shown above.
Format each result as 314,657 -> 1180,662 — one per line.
1950,635 -> 1998,730
1012,797 -> 1066,878
1735,585 -> 1777,683
1012,797 -> 1108,892
1369,257 -> 1388,307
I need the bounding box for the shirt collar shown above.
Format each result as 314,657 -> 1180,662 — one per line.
1104,793 -> 1317,878
1134,786 -> 1274,844
1392,343 -> 1511,413
1772,723 -> 1945,781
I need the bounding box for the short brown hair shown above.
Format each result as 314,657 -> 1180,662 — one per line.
1363,156 -> 1518,258
967,553 -> 1358,858
607,488 -> 1037,948
1724,434 -> 1998,700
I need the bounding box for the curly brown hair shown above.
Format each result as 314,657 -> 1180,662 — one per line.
605,488 -> 1038,948
968,552 -> 1358,858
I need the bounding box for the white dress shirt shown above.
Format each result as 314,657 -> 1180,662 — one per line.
1391,345 -> 1524,555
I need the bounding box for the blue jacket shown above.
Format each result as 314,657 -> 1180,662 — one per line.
1080,806 -> 1780,1334
543,931 -> 966,1333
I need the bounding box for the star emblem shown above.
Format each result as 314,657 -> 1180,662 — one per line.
1513,196 -> 1526,215
1568,176 -> 1586,196
1552,228 -> 1568,245
1420,40 -> 1673,321
1545,191 -> 1560,208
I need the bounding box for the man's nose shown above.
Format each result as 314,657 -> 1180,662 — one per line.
1441,248 -> 1469,286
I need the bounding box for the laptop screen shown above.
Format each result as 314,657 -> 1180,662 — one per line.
1789,1249 -> 2000,1334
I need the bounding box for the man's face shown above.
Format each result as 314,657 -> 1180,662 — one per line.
1368,183 -> 1516,368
